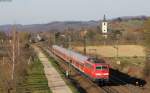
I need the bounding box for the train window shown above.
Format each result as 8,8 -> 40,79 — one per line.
102,66 -> 108,69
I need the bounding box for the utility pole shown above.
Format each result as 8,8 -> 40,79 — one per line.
83,34 -> 86,55
17,32 -> 20,56
68,35 -> 71,76
53,32 -> 56,45
116,40 -> 119,58
65,27 -> 72,77
114,43 -> 119,59
89,49 -> 97,58
12,25 -> 16,80
83,29 -> 87,55
2,56 -> 4,64
48,33 -> 51,48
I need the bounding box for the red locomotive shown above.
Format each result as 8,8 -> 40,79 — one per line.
52,45 -> 109,82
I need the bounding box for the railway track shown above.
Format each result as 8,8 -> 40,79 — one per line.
102,86 -> 119,93
109,75 -> 143,93
38,45 -> 120,93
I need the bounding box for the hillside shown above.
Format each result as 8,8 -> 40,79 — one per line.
0,16 -> 149,32
0,21 -> 99,32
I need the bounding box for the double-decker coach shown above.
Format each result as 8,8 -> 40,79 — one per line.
52,45 -> 109,82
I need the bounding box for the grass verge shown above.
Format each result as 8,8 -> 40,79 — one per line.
20,58 -> 51,93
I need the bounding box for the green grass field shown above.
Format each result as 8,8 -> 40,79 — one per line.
20,59 -> 51,93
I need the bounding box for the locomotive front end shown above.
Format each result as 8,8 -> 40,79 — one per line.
87,58 -> 109,82
94,64 -> 109,81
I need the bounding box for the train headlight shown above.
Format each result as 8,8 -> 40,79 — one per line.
96,73 -> 102,76
96,73 -> 109,76
103,73 -> 109,75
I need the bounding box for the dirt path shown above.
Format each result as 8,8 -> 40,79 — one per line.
33,46 -> 73,93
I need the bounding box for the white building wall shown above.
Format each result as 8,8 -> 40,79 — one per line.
102,22 -> 107,34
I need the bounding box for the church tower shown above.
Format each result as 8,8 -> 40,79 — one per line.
102,15 -> 107,34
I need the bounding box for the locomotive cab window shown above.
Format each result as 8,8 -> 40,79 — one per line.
96,66 -> 107,70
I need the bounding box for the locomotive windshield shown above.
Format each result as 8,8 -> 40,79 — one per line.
96,66 -> 108,70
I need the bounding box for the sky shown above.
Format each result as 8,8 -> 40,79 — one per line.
0,0 -> 150,25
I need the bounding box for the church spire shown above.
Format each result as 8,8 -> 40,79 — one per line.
103,14 -> 106,21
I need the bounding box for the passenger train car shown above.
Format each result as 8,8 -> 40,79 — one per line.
52,45 -> 109,82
